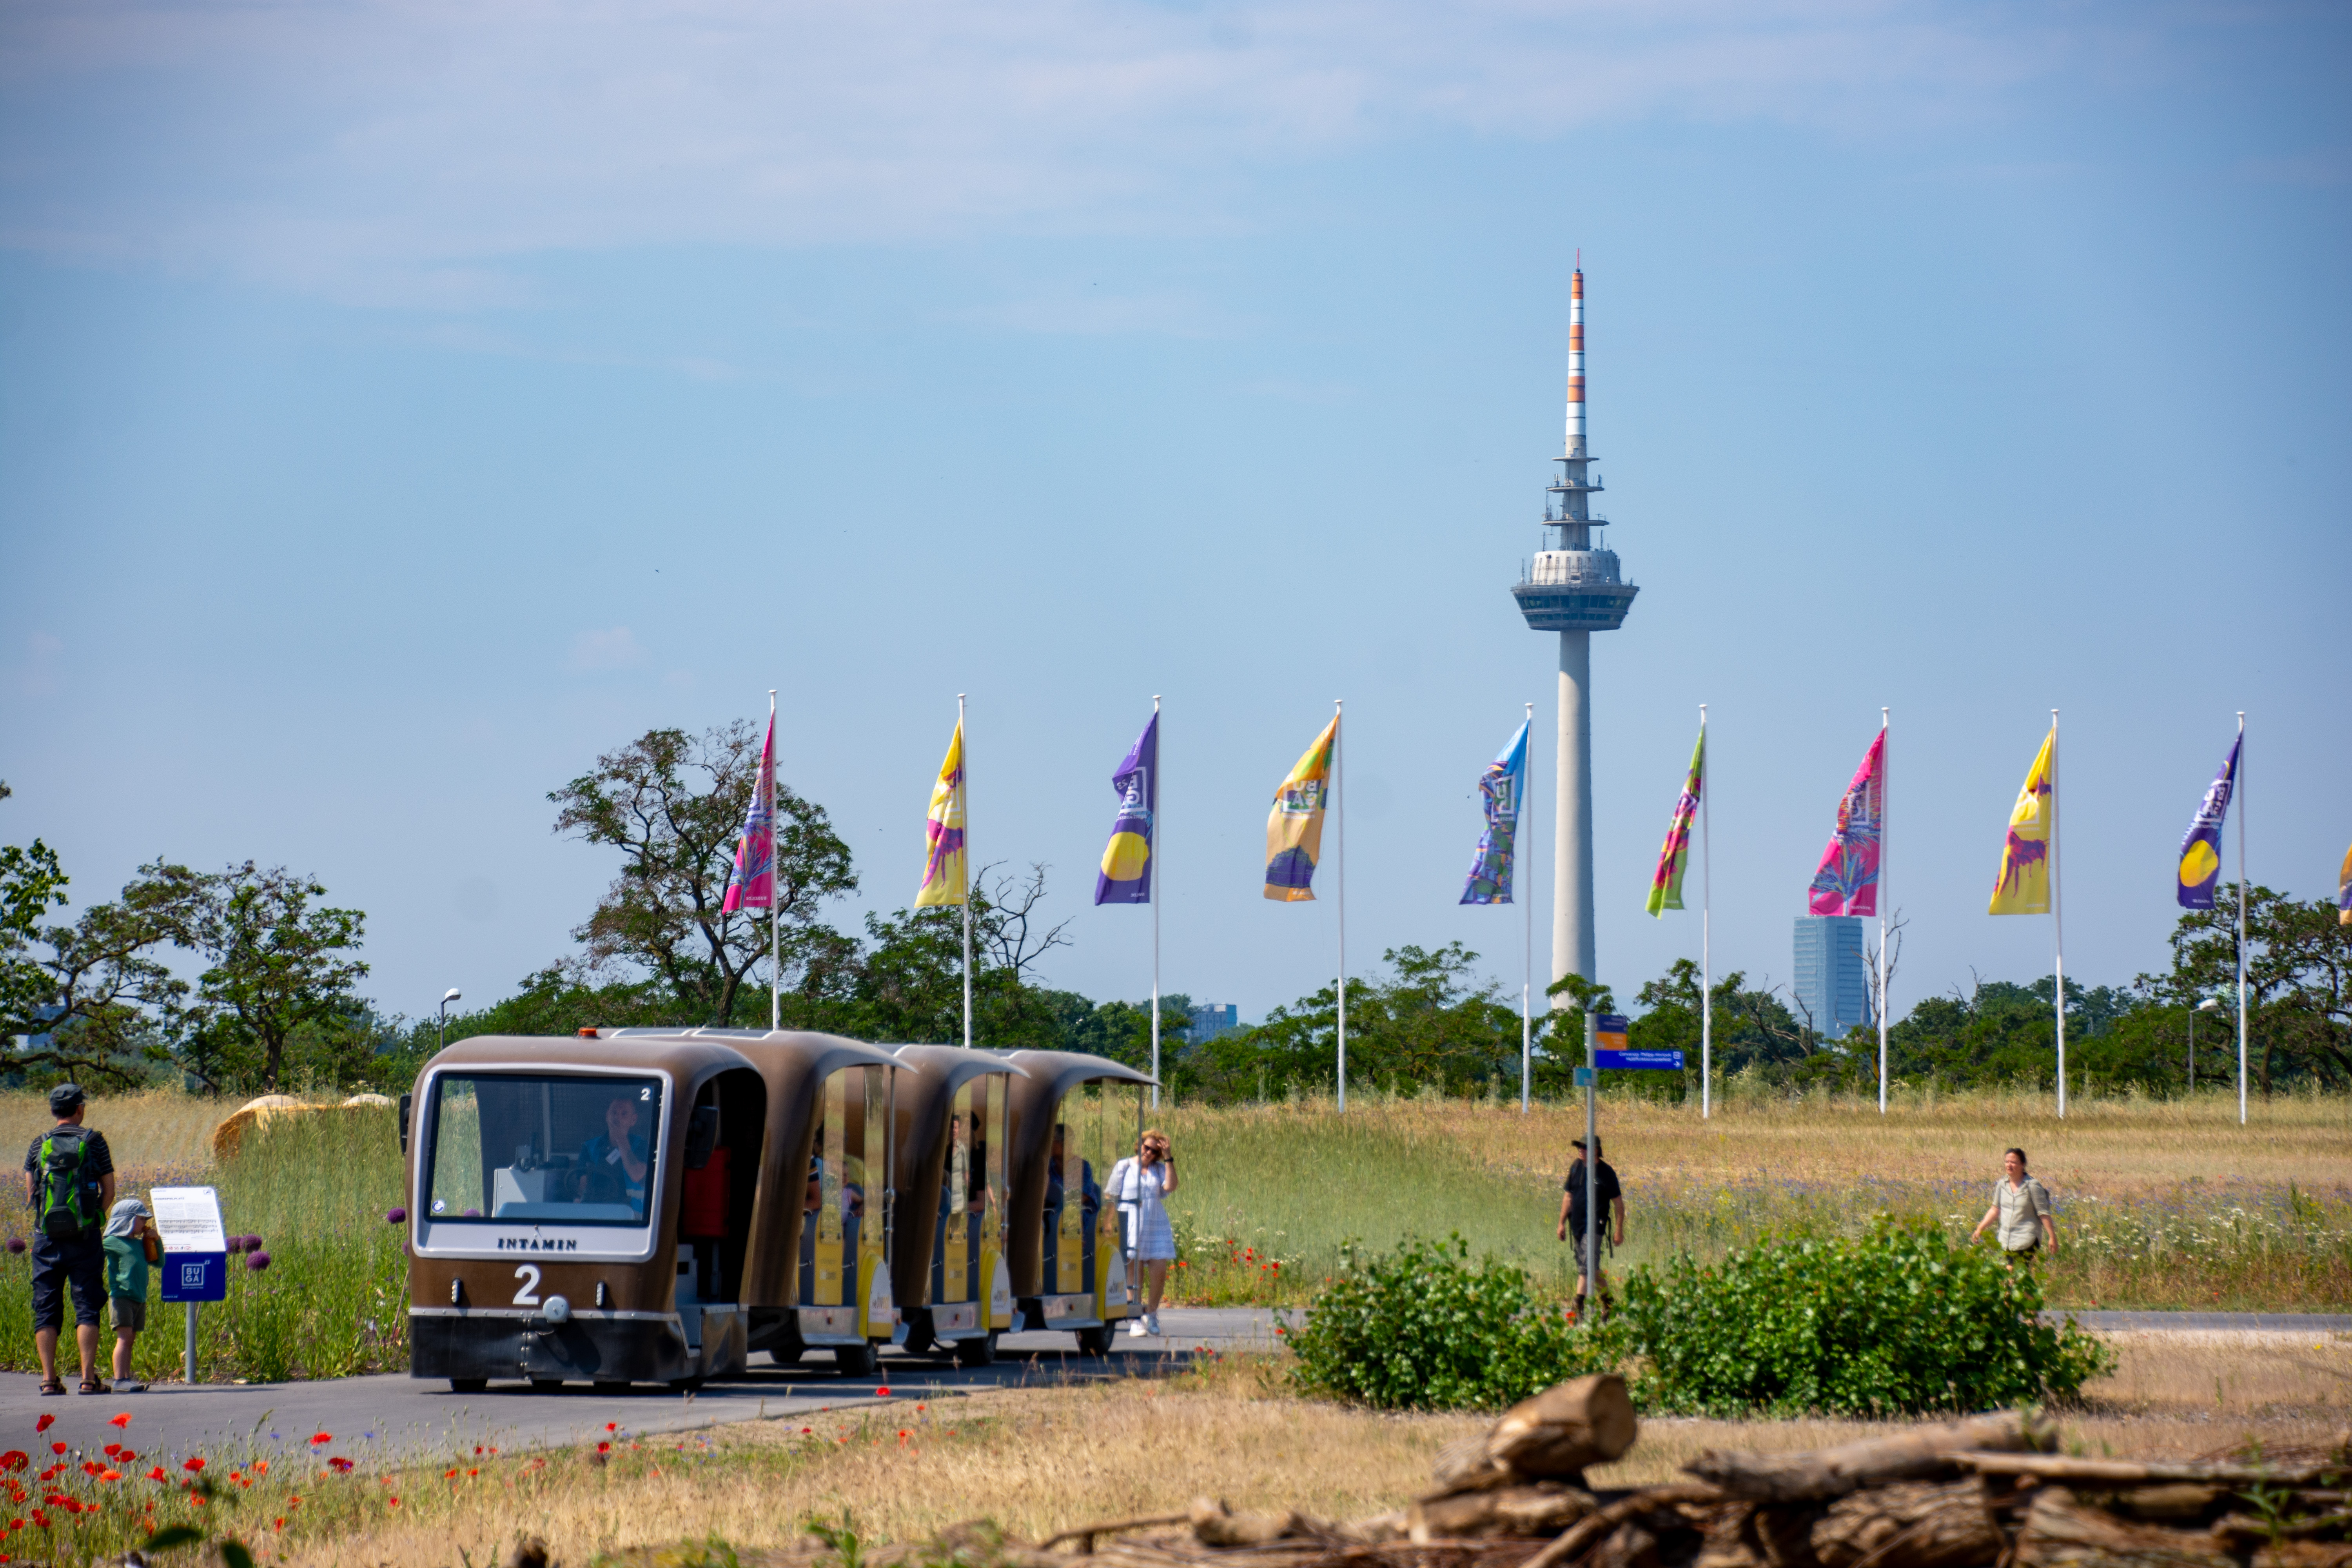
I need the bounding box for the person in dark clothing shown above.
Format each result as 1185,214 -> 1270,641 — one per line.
1554,1134 -> 1623,1321
23,1084 -> 116,1395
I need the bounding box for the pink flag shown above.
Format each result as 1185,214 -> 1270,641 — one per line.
722,714 -> 776,913
1807,731 -> 1884,917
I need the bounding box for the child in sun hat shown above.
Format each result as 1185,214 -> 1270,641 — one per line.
101,1197 -> 162,1392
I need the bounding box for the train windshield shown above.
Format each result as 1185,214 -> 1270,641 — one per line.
425,1073 -> 664,1226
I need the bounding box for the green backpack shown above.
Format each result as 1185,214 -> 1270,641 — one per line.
37,1127 -> 100,1243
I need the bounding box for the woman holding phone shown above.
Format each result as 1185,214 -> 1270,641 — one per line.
1106,1129 -> 1178,1338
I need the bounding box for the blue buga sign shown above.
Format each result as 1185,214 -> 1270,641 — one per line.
1595,1049 -> 1684,1071
159,1253 -> 227,1304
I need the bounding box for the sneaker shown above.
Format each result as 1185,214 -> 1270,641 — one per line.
1127,1318 -> 1149,1338
1143,1313 -> 1161,1337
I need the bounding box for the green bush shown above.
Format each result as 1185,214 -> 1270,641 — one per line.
1287,1234 -> 1610,1410
1617,1220 -> 2113,1416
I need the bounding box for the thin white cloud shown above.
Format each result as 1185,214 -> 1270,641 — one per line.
0,0 -> 2171,298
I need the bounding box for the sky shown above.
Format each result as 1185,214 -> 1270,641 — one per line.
2,0 -> 2347,1034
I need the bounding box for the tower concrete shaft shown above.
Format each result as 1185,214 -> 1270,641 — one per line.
1511,267 -> 1637,1001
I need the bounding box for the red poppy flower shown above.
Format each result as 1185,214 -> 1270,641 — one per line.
116,1450 -> 135,1463
99,1470 -> 120,1484
33,1419 -> 51,1436
146,1468 -> 164,1482
596,1442 -> 611,1454
107,1415 -> 131,1430
181,1458 -> 205,1472
309,1433 -> 332,1446
388,1497 -> 400,1507
46,1446 -> 61,1457
604,1422 -> 618,1433
0,1457 -> 23,1475
876,1385 -> 891,1396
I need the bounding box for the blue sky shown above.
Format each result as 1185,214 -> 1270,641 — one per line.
2,0 -> 2347,1032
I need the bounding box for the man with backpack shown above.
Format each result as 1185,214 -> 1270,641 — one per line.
23,1084 -> 116,1395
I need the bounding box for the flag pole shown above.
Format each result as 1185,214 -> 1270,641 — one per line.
1151,694 -> 1163,1111
2052,709 -> 2064,1120
959,693 -> 972,1052
1523,700 -> 1534,1114
1334,698 -> 1346,1114
769,688 -> 780,1033
1877,705 -> 1889,1116
2236,711 -> 2247,1126
1700,702 -> 1711,1122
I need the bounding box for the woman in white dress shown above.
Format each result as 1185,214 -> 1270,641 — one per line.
1104,1129 -> 1178,1337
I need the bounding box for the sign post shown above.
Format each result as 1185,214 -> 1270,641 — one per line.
152,1187 -> 227,1386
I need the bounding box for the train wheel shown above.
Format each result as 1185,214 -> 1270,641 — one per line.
1074,1325 -> 1113,1357
835,1342 -> 878,1377
953,1332 -> 997,1368
449,1378 -> 488,1393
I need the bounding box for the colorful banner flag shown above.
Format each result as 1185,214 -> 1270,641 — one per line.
1263,717 -> 1338,902
721,712 -> 777,913
2175,737 -> 2240,909
1460,719 -> 1530,906
2339,844 -> 2351,927
915,722 -> 967,908
1807,731 -> 1885,917
1645,727 -> 1705,916
1988,726 -> 2056,915
1094,713 -> 1158,906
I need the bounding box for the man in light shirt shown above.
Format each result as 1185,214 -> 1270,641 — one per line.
1969,1147 -> 2056,1260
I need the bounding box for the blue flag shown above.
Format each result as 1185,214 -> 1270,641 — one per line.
2176,736 -> 2239,910
1094,712 -> 1158,905
1460,719 -> 1530,905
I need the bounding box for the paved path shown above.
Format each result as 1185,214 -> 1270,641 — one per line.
0,1308 -> 1290,1468
0,1307 -> 2324,1470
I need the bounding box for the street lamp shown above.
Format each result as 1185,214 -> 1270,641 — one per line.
439,988 -> 463,1054
2192,996 -> 2222,1094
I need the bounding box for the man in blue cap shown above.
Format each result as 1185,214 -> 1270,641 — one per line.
23,1084 -> 116,1395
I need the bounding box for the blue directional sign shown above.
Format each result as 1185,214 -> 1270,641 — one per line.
160,1252 -> 227,1303
1596,1049 -> 1684,1071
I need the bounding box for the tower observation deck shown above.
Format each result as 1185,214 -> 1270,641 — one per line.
1513,269 -> 1638,632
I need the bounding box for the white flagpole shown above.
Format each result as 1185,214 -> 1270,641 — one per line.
2236,711 -> 2247,1126
1334,698 -> 1346,1114
2052,710 -> 2065,1120
1151,694 -> 1163,1111
959,693 -> 973,1052
1877,706 -> 1889,1116
1700,702 -> 1711,1121
1523,700 -> 1534,1114
769,688 -> 780,1033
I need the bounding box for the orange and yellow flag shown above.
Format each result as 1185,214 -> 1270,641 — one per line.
1988,727 -> 2055,915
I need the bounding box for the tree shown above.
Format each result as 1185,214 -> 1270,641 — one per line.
831,865 -> 1075,1049
151,861 -> 371,1093
2,794 -> 187,1086
2132,884 -> 2350,1092
551,722 -> 857,1027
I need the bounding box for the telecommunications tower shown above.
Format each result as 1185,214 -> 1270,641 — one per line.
1511,266 -> 1637,1007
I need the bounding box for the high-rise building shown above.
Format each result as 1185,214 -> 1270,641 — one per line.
1188,1003 -> 1238,1043
1513,267 -> 1638,1012
1792,916 -> 1873,1042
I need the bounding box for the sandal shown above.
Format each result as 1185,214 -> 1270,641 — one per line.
38,1379 -> 65,1397
78,1377 -> 108,1395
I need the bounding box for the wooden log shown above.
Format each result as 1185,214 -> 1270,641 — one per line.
2013,1486 -> 2241,1568
1410,1485 -> 1600,1544
1436,1434 -> 1530,1495
1037,1512 -> 1192,1552
2095,1488 -> 2227,1526
1807,1480 -> 2004,1568
1518,1486 -> 1726,1568
1688,1413 -> 2054,1504
1490,1377 -> 1641,1479
1187,1498 -> 1332,1548
1955,1454 -> 2345,1490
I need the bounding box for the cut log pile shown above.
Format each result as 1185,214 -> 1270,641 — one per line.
1030,1380 -> 2352,1568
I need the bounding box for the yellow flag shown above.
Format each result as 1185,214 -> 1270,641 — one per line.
1987,727 -> 2055,915
1263,717 -> 1338,902
915,722 -> 967,907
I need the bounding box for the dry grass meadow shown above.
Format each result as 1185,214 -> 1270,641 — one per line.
246,1331 -> 2350,1568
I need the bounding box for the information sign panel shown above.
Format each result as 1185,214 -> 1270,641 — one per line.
1595,1049 -> 1684,1071
152,1186 -> 228,1304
